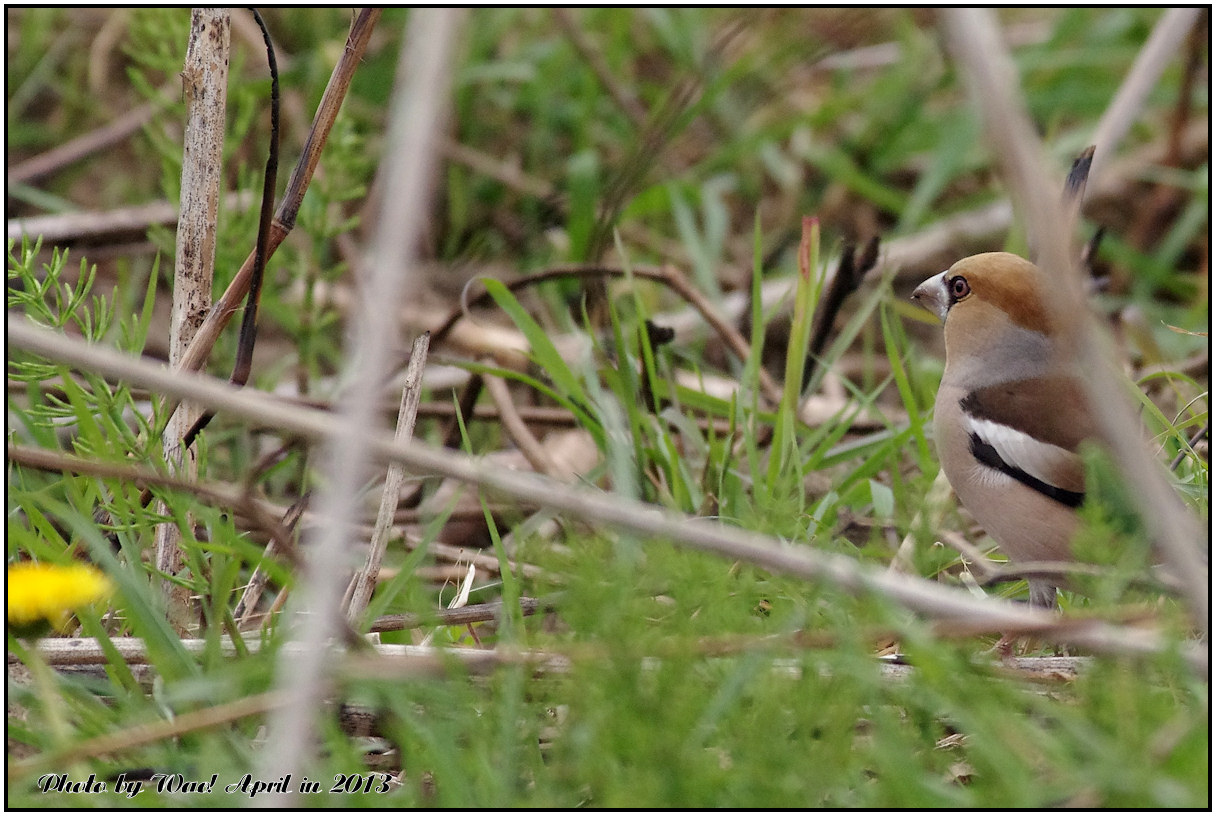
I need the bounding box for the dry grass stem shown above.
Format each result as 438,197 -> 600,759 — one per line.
1087,8 -> 1204,189
7,93 -> 162,187
10,318 -> 1204,673
168,8 -> 381,385
254,9 -> 462,798
6,689 -> 289,784
369,595 -> 549,633
345,332 -> 431,622
484,368 -> 563,478
5,192 -> 252,247
155,8 -> 229,623
235,494 -> 309,624
939,8 -> 1208,637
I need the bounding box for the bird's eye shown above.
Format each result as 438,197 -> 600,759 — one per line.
949,275 -> 970,300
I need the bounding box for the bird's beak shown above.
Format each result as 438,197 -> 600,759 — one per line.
911,272 -> 950,323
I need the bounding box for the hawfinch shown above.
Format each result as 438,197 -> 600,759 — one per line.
912,252 -> 1097,608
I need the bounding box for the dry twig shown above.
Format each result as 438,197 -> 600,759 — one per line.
484,367 -> 562,478
254,9 -> 462,801
939,8 -> 1208,635
6,444 -> 300,569
5,192 -> 252,247
345,332 -> 432,622
155,8 -> 230,622
9,318 -> 1204,672
170,8 -> 382,385
7,92 -> 164,187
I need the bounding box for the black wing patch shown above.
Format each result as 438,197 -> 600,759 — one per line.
967,432 -> 1085,508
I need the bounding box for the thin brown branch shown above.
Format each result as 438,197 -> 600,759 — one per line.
660,264 -> 784,406
484,368 -> 562,478
171,8 -> 382,382
416,401 -> 577,427
118,9 -> 380,513
7,444 -> 300,569
7,96 -> 160,187
369,595 -> 550,633
6,689 -> 289,783
433,265 -> 665,344
179,7 -> 281,452
273,393 -> 739,437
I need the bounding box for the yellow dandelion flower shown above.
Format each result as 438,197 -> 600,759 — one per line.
7,562 -> 113,633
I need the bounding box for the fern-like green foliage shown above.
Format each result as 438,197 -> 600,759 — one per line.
8,237 -> 115,345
